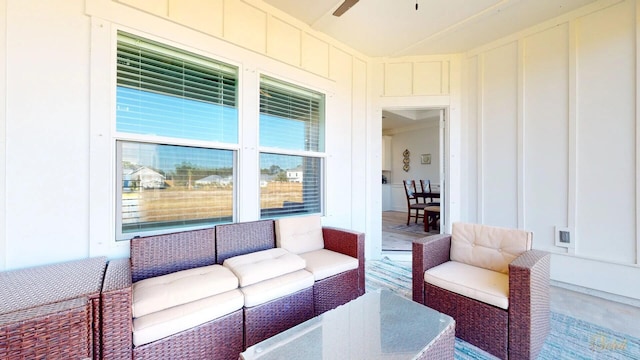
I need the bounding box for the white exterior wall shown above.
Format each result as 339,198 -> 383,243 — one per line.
462,0 -> 640,301
374,0 -> 640,302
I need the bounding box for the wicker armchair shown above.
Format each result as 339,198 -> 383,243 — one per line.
0,257 -> 107,359
412,223 -> 550,360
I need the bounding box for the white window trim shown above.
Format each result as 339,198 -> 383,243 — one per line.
89,17 -> 336,259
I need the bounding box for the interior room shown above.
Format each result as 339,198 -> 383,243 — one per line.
1,0 -> 640,359
381,108 -> 443,252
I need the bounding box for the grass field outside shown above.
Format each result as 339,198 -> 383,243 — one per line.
122,182 -> 303,226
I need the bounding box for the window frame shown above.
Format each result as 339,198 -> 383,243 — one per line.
113,30 -> 242,241
257,73 -> 327,219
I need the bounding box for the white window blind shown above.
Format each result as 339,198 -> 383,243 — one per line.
116,31 -> 238,143
259,75 -> 324,151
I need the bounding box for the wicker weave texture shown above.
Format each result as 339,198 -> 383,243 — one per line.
0,257 -> 106,314
426,283 -> 509,359
509,250 -> 551,360
412,234 -> 451,304
130,228 -> 216,283
322,227 -> 365,294
243,287 -> 315,348
0,297 -> 91,360
215,220 -> 275,264
0,257 -> 106,360
313,269 -> 359,315
132,310 -> 243,360
101,258 -> 133,360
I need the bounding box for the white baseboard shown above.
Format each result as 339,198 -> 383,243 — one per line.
551,279 -> 640,308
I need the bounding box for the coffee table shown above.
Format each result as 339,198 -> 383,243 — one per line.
240,290 -> 455,359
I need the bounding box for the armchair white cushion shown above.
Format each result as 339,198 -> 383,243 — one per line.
450,222 -> 532,274
424,261 -> 509,309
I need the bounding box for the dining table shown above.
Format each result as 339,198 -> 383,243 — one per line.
413,192 -> 440,232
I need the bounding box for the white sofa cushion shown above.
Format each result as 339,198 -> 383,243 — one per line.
299,249 -> 358,281
223,248 -> 306,287
132,289 -> 244,347
240,269 -> 314,307
132,264 -> 239,318
424,261 -> 509,310
275,215 -> 324,254
450,222 -> 532,274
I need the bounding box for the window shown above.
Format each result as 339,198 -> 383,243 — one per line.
259,75 -> 325,218
115,31 -> 238,239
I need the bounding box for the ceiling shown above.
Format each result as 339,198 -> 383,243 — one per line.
262,0 -> 600,57
263,0 -> 601,129
382,109 -> 440,131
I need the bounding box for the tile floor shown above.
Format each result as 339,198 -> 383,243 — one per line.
381,210 -> 640,339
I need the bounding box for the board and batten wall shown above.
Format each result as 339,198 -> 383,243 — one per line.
462,0 -> 640,302
0,0 -> 379,270
374,0 -> 640,302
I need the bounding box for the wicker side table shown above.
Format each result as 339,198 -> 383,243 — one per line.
0,257 -> 107,359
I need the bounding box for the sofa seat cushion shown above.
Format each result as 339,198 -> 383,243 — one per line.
451,222 -> 532,274
424,261 -> 509,310
223,248 -> 306,287
299,249 -> 358,281
132,264 -> 239,318
240,269 -> 314,307
275,215 -> 324,254
132,289 -> 244,347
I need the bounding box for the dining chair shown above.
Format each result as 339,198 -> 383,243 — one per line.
419,179 -> 440,206
403,180 -> 427,225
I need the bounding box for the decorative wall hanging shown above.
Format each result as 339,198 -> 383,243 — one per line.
402,149 -> 410,172
421,154 -> 431,164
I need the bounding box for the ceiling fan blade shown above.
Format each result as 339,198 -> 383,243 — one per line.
332,0 -> 360,17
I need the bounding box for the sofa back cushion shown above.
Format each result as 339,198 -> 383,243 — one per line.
275,215 -> 324,254
450,222 -> 532,274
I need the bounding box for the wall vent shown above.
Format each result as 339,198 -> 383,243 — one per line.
554,226 -> 574,249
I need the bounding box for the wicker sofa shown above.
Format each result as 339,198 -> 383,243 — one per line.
412,222 -> 550,360
0,257 -> 107,360
100,217 -> 364,360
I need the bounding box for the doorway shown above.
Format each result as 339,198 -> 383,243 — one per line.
381,108 -> 445,253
